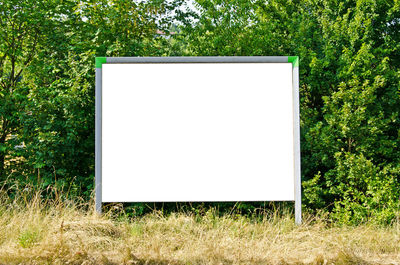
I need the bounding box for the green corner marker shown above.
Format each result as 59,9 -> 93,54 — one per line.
96,57 -> 107,68
288,56 -> 299,67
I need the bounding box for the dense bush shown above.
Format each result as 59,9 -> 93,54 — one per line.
0,0 -> 399,224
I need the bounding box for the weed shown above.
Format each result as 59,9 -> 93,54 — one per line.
18,228 -> 40,248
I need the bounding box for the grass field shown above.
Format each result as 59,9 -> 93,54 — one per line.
0,188 -> 399,265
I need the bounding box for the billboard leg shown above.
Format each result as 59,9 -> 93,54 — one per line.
295,200 -> 301,225
95,66 -> 102,214
293,64 -> 301,225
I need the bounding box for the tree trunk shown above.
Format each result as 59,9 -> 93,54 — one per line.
0,154 -> 4,180
0,133 -> 6,180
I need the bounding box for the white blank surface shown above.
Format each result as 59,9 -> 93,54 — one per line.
102,63 -> 294,202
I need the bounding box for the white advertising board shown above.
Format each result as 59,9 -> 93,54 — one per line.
95,57 -> 301,222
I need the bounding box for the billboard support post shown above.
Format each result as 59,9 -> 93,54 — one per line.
291,58 -> 301,225
95,58 -> 104,214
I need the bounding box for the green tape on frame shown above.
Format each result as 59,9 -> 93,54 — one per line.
288,56 -> 299,67
96,57 -> 107,68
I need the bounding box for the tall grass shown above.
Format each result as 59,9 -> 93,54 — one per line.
0,185 -> 399,264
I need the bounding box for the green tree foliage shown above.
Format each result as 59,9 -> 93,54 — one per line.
0,0 -> 399,223
0,0 -> 54,180
301,0 -> 400,224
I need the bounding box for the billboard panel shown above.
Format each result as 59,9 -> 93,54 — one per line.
95,57 -> 301,223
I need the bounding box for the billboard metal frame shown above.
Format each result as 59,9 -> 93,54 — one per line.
95,56 -> 301,224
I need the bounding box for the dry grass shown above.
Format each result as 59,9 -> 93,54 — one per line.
0,188 -> 399,264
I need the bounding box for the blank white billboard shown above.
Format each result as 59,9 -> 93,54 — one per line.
101,62 -> 295,202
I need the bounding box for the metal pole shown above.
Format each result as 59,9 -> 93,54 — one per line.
293,64 -> 301,224
95,67 -> 102,213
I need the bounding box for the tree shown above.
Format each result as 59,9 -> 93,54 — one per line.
0,0 -> 56,179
